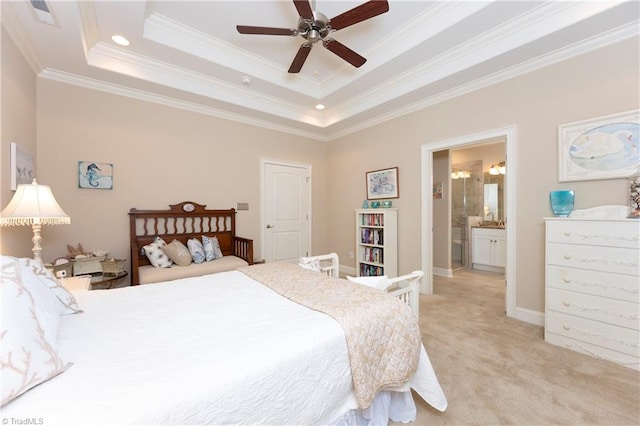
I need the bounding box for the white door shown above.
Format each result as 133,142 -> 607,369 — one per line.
263,161 -> 311,263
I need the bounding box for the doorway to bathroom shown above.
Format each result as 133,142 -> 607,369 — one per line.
421,125 -> 517,319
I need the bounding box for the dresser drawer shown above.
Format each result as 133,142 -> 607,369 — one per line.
546,287 -> 640,330
546,220 -> 640,249
546,242 -> 640,276
546,265 -> 639,303
545,310 -> 639,357
545,333 -> 639,371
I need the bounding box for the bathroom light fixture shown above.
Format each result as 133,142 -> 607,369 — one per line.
451,171 -> 471,179
489,162 -> 506,175
0,179 -> 70,263
111,35 -> 130,46
315,104 -> 325,110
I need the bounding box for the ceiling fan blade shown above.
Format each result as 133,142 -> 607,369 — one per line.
293,0 -> 314,21
288,43 -> 312,73
236,25 -> 297,36
329,0 -> 389,31
323,38 -> 366,68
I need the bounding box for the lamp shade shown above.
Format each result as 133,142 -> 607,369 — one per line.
0,179 -> 70,226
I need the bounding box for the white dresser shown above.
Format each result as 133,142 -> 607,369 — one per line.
545,218 -> 640,370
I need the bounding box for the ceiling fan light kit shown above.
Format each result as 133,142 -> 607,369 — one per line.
237,0 -> 389,73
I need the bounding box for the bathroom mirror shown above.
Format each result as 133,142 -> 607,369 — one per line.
483,173 -> 504,221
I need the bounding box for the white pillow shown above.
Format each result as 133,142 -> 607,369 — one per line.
187,238 -> 206,264
19,257 -> 81,314
143,236 -> 173,268
204,236 -> 223,259
346,275 -> 392,291
1,256 -> 69,407
201,235 -> 217,261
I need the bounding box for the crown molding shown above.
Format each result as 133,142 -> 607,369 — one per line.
1,2 -> 43,74
39,68 -> 329,142
86,42 -> 325,128
326,22 -> 639,141
77,0 -> 99,61
324,0 -> 633,129
143,12 -> 322,98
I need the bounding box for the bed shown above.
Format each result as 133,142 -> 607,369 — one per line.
129,202 -> 254,285
1,255 -> 447,425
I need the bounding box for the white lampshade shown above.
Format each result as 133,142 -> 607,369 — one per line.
0,179 -> 70,263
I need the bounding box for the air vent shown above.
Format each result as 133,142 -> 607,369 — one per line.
29,0 -> 57,26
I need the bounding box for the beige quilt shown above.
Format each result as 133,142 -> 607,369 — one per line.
239,262 -> 421,408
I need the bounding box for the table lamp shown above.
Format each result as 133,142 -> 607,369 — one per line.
0,179 -> 70,263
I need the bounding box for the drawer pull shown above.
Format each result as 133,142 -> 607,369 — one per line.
563,231 -> 571,237
562,276 -> 571,284
563,301 -> 571,307
562,324 -> 571,331
563,253 -> 572,260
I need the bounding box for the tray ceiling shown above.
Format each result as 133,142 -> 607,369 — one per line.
3,1 -> 639,140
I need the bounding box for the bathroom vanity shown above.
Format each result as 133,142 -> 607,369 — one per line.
471,226 -> 506,272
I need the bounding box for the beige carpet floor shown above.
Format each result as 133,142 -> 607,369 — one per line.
393,271 -> 640,426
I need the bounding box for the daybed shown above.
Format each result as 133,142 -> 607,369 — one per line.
1,254 -> 447,425
129,201 -> 254,285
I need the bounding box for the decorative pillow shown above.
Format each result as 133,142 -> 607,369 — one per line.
298,259 -> 321,272
19,258 -> 81,314
187,238 -> 206,264
210,236 -> 224,259
143,236 -> 173,268
1,256 -> 69,407
201,235 -> 217,261
346,275 -> 392,291
162,240 -> 192,266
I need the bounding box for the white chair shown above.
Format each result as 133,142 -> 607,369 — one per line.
299,253 -> 423,317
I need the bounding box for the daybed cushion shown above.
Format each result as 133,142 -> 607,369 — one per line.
138,256 -> 249,285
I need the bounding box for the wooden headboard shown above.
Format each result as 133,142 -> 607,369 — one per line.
128,201 -> 253,285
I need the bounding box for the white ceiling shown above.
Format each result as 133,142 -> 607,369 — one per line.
3,1 -> 639,141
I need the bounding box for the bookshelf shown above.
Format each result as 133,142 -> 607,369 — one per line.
355,208 -> 397,277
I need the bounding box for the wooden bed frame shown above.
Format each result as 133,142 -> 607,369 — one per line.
129,201 -> 253,285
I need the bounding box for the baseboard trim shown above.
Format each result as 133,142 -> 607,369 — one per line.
516,307 -> 544,326
433,267 -> 452,278
340,264 -> 356,277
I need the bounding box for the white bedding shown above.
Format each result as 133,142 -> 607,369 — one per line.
2,270 -> 446,425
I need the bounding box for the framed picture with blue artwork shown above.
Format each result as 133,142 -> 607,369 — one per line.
366,167 -> 399,200
558,110 -> 639,182
78,161 -> 113,189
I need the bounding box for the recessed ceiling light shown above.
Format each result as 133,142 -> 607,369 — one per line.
315,104 -> 325,110
111,35 -> 130,46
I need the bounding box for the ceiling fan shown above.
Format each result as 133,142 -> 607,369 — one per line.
236,0 -> 389,73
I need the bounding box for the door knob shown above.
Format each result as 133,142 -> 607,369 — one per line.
266,224 -> 274,229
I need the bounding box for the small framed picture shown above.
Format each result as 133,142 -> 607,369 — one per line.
10,142 -> 35,190
366,167 -> 399,200
78,161 -> 113,189
558,110 -> 639,182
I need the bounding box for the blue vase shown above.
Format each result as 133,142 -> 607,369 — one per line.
550,190 -> 575,217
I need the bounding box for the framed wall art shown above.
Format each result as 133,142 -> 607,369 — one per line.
78,161 -> 113,189
10,142 -> 35,190
366,167 -> 399,200
558,110 -> 639,182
